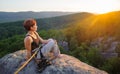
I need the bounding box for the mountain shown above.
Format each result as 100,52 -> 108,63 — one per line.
0,11 -> 73,23
0,50 -> 108,74
63,11 -> 120,43
62,11 -> 120,63
0,12 -> 94,58
0,12 -> 94,40
86,11 -> 120,40
0,11 -> 120,74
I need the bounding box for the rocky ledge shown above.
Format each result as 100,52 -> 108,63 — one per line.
0,50 -> 108,74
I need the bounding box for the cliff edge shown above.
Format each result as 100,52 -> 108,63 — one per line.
0,50 -> 108,74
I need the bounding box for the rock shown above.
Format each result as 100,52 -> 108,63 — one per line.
90,37 -> 119,58
58,41 -> 69,50
0,50 -> 108,74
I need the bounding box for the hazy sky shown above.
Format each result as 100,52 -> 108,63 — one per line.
0,0 -> 120,13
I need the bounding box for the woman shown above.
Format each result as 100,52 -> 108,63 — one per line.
23,18 -> 60,64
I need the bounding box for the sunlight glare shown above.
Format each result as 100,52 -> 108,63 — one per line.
89,0 -> 120,13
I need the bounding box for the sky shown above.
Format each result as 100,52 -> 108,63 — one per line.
0,0 -> 120,14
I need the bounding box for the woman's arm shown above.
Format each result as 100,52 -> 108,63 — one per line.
24,36 -> 33,60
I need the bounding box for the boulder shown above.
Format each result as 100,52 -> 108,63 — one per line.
0,50 -> 108,74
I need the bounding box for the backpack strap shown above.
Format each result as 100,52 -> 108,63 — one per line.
40,48 -> 44,59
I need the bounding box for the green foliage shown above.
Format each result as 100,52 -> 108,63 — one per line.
61,11 -> 120,74
115,44 -> 120,57
101,57 -> 120,74
0,12 -> 81,40
87,47 -> 105,68
38,30 -> 49,39
69,37 -> 78,50
71,46 -> 90,64
69,43 -> 105,67
0,21 -> 25,40
0,29 -> 67,58
0,35 -> 24,58
0,11 -> 120,74
38,29 -> 66,41
59,46 -> 72,55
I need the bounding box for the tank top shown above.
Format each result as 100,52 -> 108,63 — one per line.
26,32 -> 40,52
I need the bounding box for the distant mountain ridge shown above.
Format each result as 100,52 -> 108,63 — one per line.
0,12 -> 94,40
0,11 -> 73,23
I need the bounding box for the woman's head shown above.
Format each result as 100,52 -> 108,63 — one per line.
23,18 -> 37,31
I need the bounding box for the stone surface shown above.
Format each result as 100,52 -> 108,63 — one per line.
91,37 -> 119,58
0,50 -> 108,74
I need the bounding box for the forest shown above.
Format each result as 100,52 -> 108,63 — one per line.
0,11 -> 120,74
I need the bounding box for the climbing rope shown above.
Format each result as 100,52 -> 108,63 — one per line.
14,45 -> 41,74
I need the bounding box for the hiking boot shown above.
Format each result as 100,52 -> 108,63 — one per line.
37,59 -> 51,73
